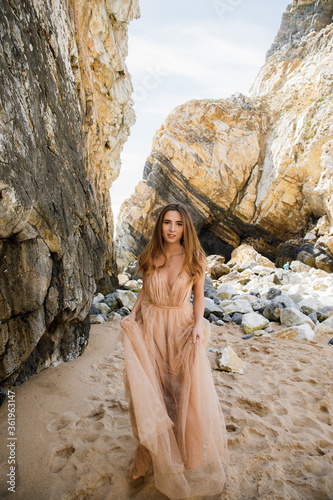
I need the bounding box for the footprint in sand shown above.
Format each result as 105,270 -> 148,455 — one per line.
228,426 -> 273,454
318,401 -> 332,426
236,396 -> 270,417
48,444 -> 75,473
85,403 -> 106,421
84,394 -> 102,402
59,472 -> 112,500
270,400 -> 288,416
47,412 -> 78,432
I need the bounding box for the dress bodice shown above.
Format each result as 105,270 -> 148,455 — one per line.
144,269 -> 193,307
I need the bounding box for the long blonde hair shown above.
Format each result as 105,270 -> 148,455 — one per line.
139,203 -> 206,284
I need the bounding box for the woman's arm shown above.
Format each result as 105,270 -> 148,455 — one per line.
192,272 -> 206,343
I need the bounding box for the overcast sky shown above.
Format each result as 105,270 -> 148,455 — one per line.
110,0 -> 290,226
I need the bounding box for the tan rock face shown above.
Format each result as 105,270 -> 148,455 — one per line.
116,2 -> 333,272
250,25 -> 333,244
0,0 -> 138,386
116,96 -> 274,267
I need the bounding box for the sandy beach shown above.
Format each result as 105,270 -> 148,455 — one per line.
0,319 -> 332,500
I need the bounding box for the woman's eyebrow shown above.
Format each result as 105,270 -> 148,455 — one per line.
164,219 -> 183,223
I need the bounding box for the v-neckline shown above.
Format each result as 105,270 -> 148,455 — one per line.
158,268 -> 182,293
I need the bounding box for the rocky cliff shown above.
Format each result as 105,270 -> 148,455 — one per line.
0,0 -> 139,388
116,0 -> 333,273
267,0 -> 333,57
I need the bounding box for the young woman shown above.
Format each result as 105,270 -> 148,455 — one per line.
120,202 -> 229,499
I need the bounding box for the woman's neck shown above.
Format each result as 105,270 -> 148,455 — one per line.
163,243 -> 184,257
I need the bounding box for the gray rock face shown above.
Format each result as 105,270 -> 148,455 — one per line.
0,0 -> 138,387
267,0 -> 333,58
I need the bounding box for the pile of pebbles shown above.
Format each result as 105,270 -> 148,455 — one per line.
204,255 -> 333,342
91,253 -> 333,342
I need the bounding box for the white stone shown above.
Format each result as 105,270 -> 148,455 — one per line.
294,324 -> 316,341
298,297 -> 325,312
93,293 -> 105,305
276,324 -> 315,341
242,312 -> 270,334
290,260 -> 312,273
216,284 -> 238,300
108,312 -> 122,322
280,307 -> 315,329
115,290 -> 137,310
118,273 -> 130,286
216,346 -> 245,374
253,330 -> 266,336
316,294 -> 333,308
289,292 -> 303,303
315,316 -> 333,335
222,299 -> 253,315
125,279 -> 142,291
90,314 -> 105,324
240,294 -> 259,305
204,297 -> 223,315
95,302 -> 111,315
251,265 -> 275,275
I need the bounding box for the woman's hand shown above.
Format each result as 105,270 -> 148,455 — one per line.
120,311 -> 136,328
192,324 -> 205,344
120,287 -> 145,329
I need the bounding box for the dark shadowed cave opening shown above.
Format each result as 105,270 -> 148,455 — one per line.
198,229 -> 235,261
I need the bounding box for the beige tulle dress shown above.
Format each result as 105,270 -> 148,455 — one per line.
120,269 -> 229,499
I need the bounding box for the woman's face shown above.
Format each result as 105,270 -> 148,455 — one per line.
162,210 -> 184,245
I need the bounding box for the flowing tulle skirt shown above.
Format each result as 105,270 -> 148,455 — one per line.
120,271 -> 229,499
